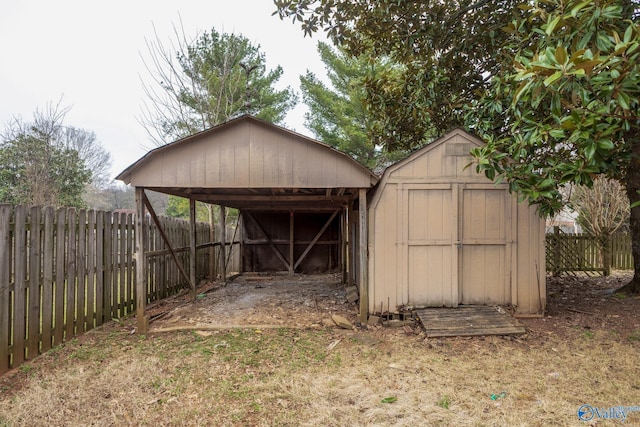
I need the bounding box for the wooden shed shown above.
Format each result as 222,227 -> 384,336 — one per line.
367,129 -> 546,315
117,115 -> 378,331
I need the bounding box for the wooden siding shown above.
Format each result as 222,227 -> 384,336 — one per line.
119,117 -> 375,189
368,129 -> 546,315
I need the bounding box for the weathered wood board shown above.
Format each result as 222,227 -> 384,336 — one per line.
416,305 -> 526,337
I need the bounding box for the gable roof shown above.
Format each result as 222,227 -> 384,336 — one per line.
378,128 -> 485,179
116,115 -> 378,209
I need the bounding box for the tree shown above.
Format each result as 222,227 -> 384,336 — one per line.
140,23 -> 297,146
140,22 -> 298,230
277,0 -> 640,294
275,0 -> 521,151
300,42 -> 406,172
572,177 -> 630,275
62,126 -> 113,189
0,103 -> 93,208
165,196 -> 210,222
469,0 -> 640,292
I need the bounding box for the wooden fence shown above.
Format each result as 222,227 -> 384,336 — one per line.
546,231 -> 633,276
0,204 -> 240,374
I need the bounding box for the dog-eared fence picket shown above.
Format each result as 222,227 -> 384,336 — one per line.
0,204 -> 238,374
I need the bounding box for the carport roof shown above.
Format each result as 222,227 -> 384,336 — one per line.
116,115 -> 378,209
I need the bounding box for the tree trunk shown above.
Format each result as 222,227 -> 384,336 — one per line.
600,235 -> 610,277
619,134 -> 640,294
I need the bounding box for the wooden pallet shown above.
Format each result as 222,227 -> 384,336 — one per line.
415,305 -> 526,337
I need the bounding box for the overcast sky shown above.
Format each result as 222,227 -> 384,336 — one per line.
0,0 -> 327,181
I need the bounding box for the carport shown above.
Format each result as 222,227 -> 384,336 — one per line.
116,115 -> 378,332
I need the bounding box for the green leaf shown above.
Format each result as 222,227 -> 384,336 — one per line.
546,16 -> 561,36
570,1 -> 591,17
381,397 -> 398,404
585,143 -> 596,161
554,46 -> 567,64
624,24 -> 634,43
597,140 -> 614,150
544,71 -> 563,87
617,92 -> 630,110
549,129 -> 565,138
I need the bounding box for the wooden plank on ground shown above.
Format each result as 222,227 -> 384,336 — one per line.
416,306 -> 526,337
0,205 -> 12,373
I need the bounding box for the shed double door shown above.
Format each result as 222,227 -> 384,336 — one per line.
405,184 -> 512,307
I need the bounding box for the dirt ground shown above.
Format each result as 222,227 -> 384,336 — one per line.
146,273 -> 358,331
523,271 -> 640,342
1,272 -> 639,426
146,270 -> 640,343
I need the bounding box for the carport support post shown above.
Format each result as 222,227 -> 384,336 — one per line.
358,188 -> 368,323
342,206 -> 347,285
220,205 -> 226,282
189,198 -> 197,300
209,205 -> 216,280
134,187 -> 148,334
289,210 -> 294,275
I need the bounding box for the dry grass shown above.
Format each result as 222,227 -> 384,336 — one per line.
1,320 -> 639,427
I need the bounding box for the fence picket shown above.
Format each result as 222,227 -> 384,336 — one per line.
111,213 -> 119,320
86,210 -> 96,329
119,213 -> 126,317
13,206 -> 27,365
65,209 -> 77,340
77,210 -> 87,333
125,213 -> 134,313
0,205 -> 12,371
28,206 -> 41,358
41,207 -> 54,352
54,208 -> 66,346
103,212 -> 112,322
95,212 -> 104,326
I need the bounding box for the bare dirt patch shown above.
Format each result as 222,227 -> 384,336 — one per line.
522,271 -> 640,343
148,273 -> 358,331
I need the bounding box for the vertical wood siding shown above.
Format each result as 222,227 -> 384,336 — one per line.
368,130 -> 546,315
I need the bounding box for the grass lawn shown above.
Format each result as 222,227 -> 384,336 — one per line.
0,320 -> 638,426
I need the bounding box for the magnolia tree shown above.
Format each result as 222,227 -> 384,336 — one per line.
471,0 -> 639,292
276,0 -> 640,292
